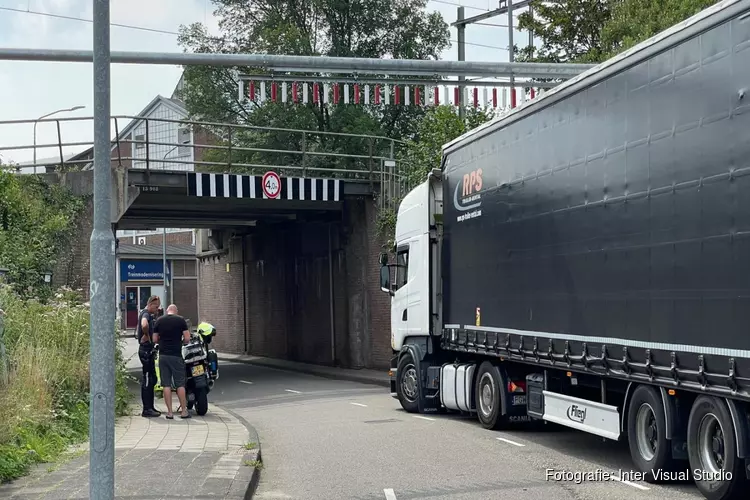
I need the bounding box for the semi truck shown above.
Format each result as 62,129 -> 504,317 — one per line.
379,1 -> 750,499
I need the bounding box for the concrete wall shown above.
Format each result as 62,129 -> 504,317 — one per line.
196,196 -> 391,370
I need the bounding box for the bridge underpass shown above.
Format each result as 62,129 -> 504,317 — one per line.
116,169 -> 392,370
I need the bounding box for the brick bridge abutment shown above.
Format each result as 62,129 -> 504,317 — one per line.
196,195 -> 392,370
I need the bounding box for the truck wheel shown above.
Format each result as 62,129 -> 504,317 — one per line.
687,396 -> 747,500
475,361 -> 506,430
396,353 -> 420,413
627,385 -> 680,483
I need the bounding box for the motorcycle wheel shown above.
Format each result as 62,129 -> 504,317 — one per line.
195,388 -> 208,416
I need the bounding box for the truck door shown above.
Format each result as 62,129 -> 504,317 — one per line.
391,244 -> 410,344
406,234 -> 429,336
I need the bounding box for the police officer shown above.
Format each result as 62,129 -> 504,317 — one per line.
137,295 -> 162,418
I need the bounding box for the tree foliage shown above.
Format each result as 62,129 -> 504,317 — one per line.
601,0 -> 719,56
0,169 -> 84,299
517,0 -> 720,64
177,0 -> 451,175
376,106 -> 495,245
517,0 -> 613,63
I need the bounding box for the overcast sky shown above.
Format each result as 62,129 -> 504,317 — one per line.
0,0 -> 528,164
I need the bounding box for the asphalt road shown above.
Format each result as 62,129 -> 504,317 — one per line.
210,361 -> 706,500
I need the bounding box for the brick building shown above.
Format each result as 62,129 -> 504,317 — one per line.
116,229 -> 198,331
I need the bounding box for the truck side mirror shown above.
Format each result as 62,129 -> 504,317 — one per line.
379,265 -> 393,296
378,252 -> 389,266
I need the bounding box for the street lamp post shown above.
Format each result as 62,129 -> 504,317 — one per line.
33,105 -> 85,174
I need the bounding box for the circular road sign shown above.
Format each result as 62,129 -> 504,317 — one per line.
262,171 -> 281,199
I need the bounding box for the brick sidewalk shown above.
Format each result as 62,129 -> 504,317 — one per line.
0,404 -> 261,499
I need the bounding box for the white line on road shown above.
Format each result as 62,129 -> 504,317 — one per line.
285,389 -> 302,394
239,380 -> 253,385
383,488 -> 397,500
614,475 -> 650,491
496,437 -> 525,447
350,402 -> 368,407
413,415 -> 436,422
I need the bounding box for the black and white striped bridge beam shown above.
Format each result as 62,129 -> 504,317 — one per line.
187,172 -> 342,201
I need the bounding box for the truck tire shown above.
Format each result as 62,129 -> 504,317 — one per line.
396,353 -> 420,413
626,385 -> 680,483
475,361 -> 506,430
687,396 -> 747,500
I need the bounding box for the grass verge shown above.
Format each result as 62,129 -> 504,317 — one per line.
0,285 -> 133,483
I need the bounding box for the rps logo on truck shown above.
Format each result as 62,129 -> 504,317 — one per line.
453,168 -> 483,223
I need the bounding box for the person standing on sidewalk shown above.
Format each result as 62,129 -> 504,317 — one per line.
137,295 -> 162,418
153,304 -> 191,419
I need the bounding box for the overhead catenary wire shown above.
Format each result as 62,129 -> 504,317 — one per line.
0,5 -> 513,52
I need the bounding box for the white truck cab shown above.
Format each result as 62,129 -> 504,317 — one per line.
379,171 -> 443,352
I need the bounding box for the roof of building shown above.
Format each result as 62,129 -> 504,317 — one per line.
118,243 -> 196,257
67,94 -> 188,168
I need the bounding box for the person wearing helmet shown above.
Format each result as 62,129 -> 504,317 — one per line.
197,322 -> 216,344
197,322 -> 219,380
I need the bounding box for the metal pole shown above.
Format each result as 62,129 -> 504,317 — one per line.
33,122 -> 38,174
328,224 -> 335,365
0,47 -> 595,78
508,0 -> 516,108
89,0 -> 115,497
457,6 -> 466,120
163,227 -> 168,304
528,5 -> 534,52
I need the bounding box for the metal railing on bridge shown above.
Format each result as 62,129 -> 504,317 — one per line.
0,114 -> 409,211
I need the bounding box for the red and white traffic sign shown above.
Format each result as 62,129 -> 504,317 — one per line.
262,171 -> 281,199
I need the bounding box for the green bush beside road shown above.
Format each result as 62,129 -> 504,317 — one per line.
0,285 -> 132,483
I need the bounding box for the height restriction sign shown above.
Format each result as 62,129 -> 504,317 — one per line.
262,171 -> 281,199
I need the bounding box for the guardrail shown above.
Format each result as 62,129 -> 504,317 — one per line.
0,114 -> 409,210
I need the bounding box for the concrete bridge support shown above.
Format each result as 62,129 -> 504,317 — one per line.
197,196 -> 391,370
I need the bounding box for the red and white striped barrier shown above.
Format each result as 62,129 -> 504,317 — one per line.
239,81 -> 546,109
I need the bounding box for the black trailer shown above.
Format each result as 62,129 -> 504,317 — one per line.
384,2 -> 750,500
442,0 -> 750,398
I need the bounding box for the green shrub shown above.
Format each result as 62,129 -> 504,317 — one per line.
0,285 -> 132,483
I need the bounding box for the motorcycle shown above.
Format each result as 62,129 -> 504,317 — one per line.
181,330 -> 219,415
154,328 -> 219,416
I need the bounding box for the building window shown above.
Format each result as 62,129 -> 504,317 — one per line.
184,260 -> 196,277
177,127 -> 191,156
135,134 -> 145,150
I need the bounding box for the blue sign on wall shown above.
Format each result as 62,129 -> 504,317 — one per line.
120,260 -> 171,282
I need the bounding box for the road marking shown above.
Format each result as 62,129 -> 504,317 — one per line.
496,437 -> 525,447
383,488 -> 397,500
614,475 -> 650,490
350,402 -> 368,407
285,389 -> 302,394
413,415 -> 435,422
239,380 -> 253,385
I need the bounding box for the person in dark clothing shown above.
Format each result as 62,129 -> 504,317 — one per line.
153,304 -> 191,419
137,295 -> 162,418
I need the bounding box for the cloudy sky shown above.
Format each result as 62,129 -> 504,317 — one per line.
0,0 -> 527,164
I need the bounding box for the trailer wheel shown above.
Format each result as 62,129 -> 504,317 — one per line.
627,385 -> 680,483
396,353 -> 420,413
475,361 -> 506,430
687,396 -> 747,500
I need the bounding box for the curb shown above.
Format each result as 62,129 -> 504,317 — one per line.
222,406 -> 262,500
223,356 -> 390,388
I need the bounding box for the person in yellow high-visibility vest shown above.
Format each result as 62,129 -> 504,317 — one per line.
197,322 -> 219,381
